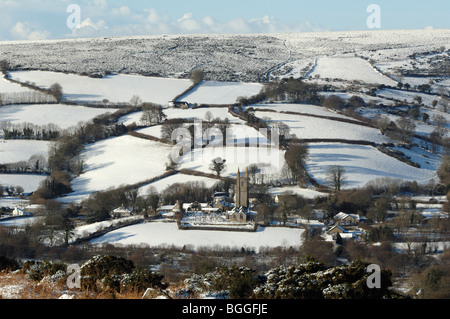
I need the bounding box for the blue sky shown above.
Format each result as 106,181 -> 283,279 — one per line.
0,0 -> 448,41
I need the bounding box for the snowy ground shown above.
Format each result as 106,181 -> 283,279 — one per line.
138,173 -> 220,195
250,103 -> 351,119
306,143 -> 437,189
0,139 -> 51,162
164,107 -> 245,123
0,174 -> 47,193
9,71 -> 193,106
62,135 -> 173,203
254,110 -> 389,143
309,57 -> 398,86
178,145 -> 285,180
90,221 -> 304,252
181,81 -> 263,105
0,77 -> 35,94
376,88 -> 444,108
0,104 -> 117,129
269,186 -> 328,199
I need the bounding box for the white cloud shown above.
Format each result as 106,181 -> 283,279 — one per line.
147,8 -> 161,24
112,6 -> 131,16
92,0 -> 107,9
10,22 -> 50,40
80,17 -> 107,31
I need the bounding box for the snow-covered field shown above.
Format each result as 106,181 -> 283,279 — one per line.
0,104 -> 117,129
269,186 -> 328,199
250,103 -> 351,119
309,57 -> 398,86
119,106 -> 246,127
254,110 -> 388,143
90,221 -> 304,252
64,135 -> 173,203
0,139 -> 51,162
0,174 -> 47,193
376,88 -> 443,107
181,81 -> 263,105
164,107 -> 245,123
138,173 -> 220,195
306,143 -> 437,189
0,77 -> 35,94
9,71 -> 192,106
178,145 -> 285,180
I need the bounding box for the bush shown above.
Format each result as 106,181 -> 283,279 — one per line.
81,255 -> 134,280
121,269 -> 167,292
22,260 -> 67,282
212,266 -> 258,299
0,255 -> 19,271
80,255 -> 166,293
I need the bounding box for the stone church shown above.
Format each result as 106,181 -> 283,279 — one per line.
235,167 -> 249,208
227,168 -> 254,223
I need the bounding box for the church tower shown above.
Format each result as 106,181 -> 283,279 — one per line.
235,168 -> 249,208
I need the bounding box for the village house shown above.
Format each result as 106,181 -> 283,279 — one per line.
333,212 -> 360,227
111,205 -> 132,219
12,207 -> 32,217
168,101 -> 190,109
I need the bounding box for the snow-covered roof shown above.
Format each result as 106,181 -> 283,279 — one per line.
334,212 -> 360,221
113,206 -> 132,213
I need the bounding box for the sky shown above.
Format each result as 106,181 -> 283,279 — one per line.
0,0 -> 449,41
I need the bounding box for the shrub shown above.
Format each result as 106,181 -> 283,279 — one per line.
0,255 -> 19,271
22,260 -> 67,282
121,269 -> 167,292
81,255 -> 135,280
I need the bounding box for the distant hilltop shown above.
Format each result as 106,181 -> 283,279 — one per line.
0,29 -> 449,83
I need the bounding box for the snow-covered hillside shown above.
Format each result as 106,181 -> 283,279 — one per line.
306,143 -> 437,189
309,57 -> 397,86
0,29 -> 447,210
9,71 -> 193,106
0,139 -> 51,162
63,135 -> 173,203
1,29 -> 449,82
0,104 -> 117,129
181,81 -> 264,105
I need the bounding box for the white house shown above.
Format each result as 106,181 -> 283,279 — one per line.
111,205 -> 132,218
12,207 -> 32,217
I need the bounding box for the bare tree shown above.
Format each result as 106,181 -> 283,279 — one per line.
49,83 -> 63,103
191,69 -> 205,85
327,165 -> 347,192
141,103 -> 166,125
130,95 -> 143,108
375,115 -> 391,135
396,116 -> 416,144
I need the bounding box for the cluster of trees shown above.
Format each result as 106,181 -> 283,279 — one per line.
0,154 -> 48,175
30,108 -> 136,203
283,143 -> 309,187
374,110 -> 448,150
0,184 -> 25,197
1,121 -> 61,140
140,103 -> 166,126
0,91 -> 57,106
237,78 -> 320,107
160,116 -> 233,148
321,94 -> 366,112
81,185 -> 159,223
